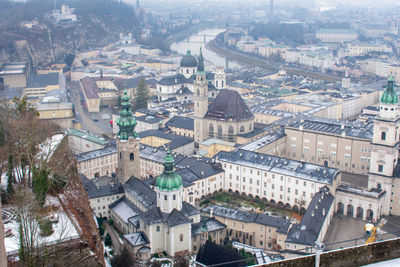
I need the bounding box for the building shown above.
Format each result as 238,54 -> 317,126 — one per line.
66,128 -> 108,154
0,62 -> 27,88
203,205 -> 291,251
316,29 -> 358,43
165,116 -> 195,138
285,186 -> 334,257
215,149 -> 341,210
45,4 -> 77,24
24,72 -> 60,102
80,76 -> 119,113
37,100 -> 74,129
76,145 -> 118,179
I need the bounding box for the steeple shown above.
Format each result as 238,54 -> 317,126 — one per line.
117,90 -> 138,140
197,47 -> 205,73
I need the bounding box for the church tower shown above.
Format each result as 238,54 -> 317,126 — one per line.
117,90 -> 141,183
155,150 -> 183,213
369,75 -> 400,215
194,48 -> 208,145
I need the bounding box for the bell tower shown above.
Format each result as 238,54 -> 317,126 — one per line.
369,75 -> 400,215
194,48 -> 208,145
117,90 -> 141,183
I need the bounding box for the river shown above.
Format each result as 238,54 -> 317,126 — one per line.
170,28 -> 243,70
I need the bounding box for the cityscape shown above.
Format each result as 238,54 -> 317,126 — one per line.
1,0 -> 400,266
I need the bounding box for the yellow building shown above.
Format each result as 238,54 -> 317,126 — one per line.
36,102 -> 74,129
199,138 -> 236,158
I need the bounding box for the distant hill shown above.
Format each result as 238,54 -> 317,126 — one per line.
0,0 -> 140,67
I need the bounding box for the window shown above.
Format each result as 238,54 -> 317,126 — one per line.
209,123 -> 214,137
156,225 -> 160,232
180,234 -> 184,242
290,144 -> 296,150
173,195 -> 176,200
240,125 -> 245,132
378,165 -> 383,172
129,153 -> 134,161
381,132 -> 386,141
317,149 -> 323,155
164,195 -> 167,200
218,125 -> 223,139
304,146 -> 310,152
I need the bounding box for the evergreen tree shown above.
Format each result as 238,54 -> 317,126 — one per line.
6,154 -> 14,195
105,233 -> 112,247
133,78 -> 149,111
32,168 -> 49,207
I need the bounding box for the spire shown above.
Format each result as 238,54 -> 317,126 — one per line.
163,150 -> 174,174
381,73 -> 398,105
116,90 -> 138,140
197,47 -> 205,72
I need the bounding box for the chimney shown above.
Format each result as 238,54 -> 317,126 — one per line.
210,207 -> 214,218
322,208 -> 326,216
311,211 -> 314,217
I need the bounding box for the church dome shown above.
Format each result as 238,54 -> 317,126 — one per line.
156,150 -> 182,191
381,75 -> 398,105
180,50 -> 197,68
205,89 -> 254,121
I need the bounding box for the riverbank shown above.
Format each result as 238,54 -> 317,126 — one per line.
164,22 -> 218,51
207,32 -> 341,82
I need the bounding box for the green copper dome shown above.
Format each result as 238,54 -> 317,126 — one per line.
381,75 -> 398,105
117,90 -> 138,140
180,49 -> 197,68
156,150 -> 182,191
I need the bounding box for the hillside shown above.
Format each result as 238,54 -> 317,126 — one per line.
0,0 -> 141,67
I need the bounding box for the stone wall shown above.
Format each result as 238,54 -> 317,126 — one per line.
262,237 -> 400,267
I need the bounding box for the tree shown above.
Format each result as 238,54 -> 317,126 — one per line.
105,233 -> 112,247
133,78 -> 149,111
32,168 -> 49,207
6,154 -> 14,196
111,247 -> 134,267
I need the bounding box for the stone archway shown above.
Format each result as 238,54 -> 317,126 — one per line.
366,209 -> 374,221
356,207 -> 364,219
347,204 -> 354,216
337,202 -> 344,215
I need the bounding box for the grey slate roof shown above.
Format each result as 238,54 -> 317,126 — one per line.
285,186 -> 334,246
124,177 -> 156,210
27,73 -> 59,88
80,174 -> 124,199
205,89 -> 254,121
135,115 -> 164,124
240,128 -> 286,151
76,144 -> 117,162
203,205 -> 291,234
288,118 -> 373,140
138,207 -> 192,227
191,217 -> 226,236
123,232 -> 149,247
109,196 -> 141,224
215,149 -> 339,185
158,74 -> 192,86
166,116 -> 194,130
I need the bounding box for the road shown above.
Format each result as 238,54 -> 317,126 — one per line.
69,82 -> 113,135
104,221 -> 123,254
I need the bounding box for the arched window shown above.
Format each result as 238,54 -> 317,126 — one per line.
130,153 -> 134,161
173,195 -> 176,200
186,69 -> 189,74
119,152 -> 122,159
164,195 -> 167,200
381,132 -> 386,141
180,234 -> 184,242
249,124 -> 252,130
240,125 -> 245,133
156,225 -> 160,232
216,80 -> 219,87
218,125 -> 223,139
209,123 -> 214,137
197,89 -> 200,96
228,126 -> 234,142
222,81 -> 224,87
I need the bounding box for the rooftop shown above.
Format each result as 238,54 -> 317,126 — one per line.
203,204 -> 291,234
80,174 -> 124,199
75,145 -> 117,162
286,186 -> 334,246
27,72 -> 59,88
65,128 -> 109,146
165,115 -> 194,131
215,149 -> 339,185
